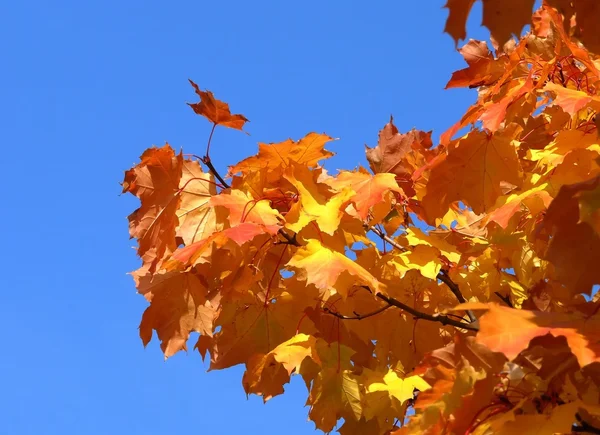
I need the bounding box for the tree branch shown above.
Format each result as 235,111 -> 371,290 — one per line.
200,123 -> 231,189
370,225 -> 407,252
368,226 -> 478,326
202,156 -> 230,189
374,291 -> 479,331
345,286 -> 479,331
277,229 -> 300,246
494,291 -> 513,308
573,413 -> 600,434
438,269 -> 478,324
324,304 -> 392,320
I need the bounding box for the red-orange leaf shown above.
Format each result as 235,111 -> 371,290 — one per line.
123,144 -> 183,272
422,127 -> 523,222
137,269 -> 218,358
188,79 -> 249,130
228,132 -> 335,177
456,302 -> 600,367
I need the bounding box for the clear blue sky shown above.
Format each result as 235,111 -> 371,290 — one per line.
1,1 -> 489,434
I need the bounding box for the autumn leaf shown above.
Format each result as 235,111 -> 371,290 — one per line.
188,79 -> 249,130
123,144 -> 183,273
543,82 -> 600,115
228,132 -> 335,177
445,0 -> 535,46
136,269 -> 217,358
445,40 -> 505,89
422,127 -> 523,222
443,0 -> 476,45
283,162 -> 353,235
326,169 -> 403,221
209,189 -> 283,227
539,175 -> 600,294
176,159 -> 219,245
367,370 -> 431,405
456,302 -> 600,366
243,334 -> 320,401
286,239 -> 382,298
308,369 -> 364,432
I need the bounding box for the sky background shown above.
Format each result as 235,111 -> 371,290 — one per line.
0,1 -> 492,434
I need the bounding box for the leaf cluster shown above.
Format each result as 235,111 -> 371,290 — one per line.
123,3 -> 600,434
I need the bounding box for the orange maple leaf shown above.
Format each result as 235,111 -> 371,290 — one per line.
228,132 -> 335,177
137,269 -> 218,358
122,144 -> 183,272
188,79 -> 249,130
457,302 -> 600,367
422,127 -> 523,221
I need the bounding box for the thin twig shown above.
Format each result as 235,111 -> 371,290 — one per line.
375,291 -> 479,331
370,226 -> 407,252
438,269 -> 478,324
494,291 -> 513,308
354,286 -> 478,331
323,304 -> 392,320
278,229 -> 300,246
573,413 -> 600,434
202,157 -> 230,189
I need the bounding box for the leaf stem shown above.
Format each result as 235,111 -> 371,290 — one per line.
199,123 -> 231,189
206,123 -> 216,157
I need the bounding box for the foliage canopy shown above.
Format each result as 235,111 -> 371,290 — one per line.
123,2 -> 600,433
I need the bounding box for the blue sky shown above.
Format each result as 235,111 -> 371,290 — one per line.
1,1 -> 490,434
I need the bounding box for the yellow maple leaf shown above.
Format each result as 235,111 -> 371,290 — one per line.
284,162 -> 353,235
367,370 -> 431,405
286,239 -> 381,298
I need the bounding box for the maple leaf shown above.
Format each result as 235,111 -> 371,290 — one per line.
123,144 -> 183,272
136,269 -> 218,358
404,227 -> 461,264
365,117 -> 436,197
326,169 -> 403,221
445,0 -> 535,46
307,368 -> 363,433
283,162 -> 353,236
243,334 -> 320,401
228,132 -> 335,177
209,189 -> 283,227
486,184 -> 552,229
391,245 -> 443,281
367,370 -> 431,405
210,289 -> 305,370
539,175 -> 600,294
423,127 -> 523,222
176,159 -> 219,245
481,0 -> 536,46
547,0 -> 600,54
457,302 -> 600,366
188,80 -> 248,130
444,0 -> 476,45
543,82 -> 600,115
445,40 -> 505,89
286,239 -> 382,299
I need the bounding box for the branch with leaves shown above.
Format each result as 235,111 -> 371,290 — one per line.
123,3 -> 600,434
